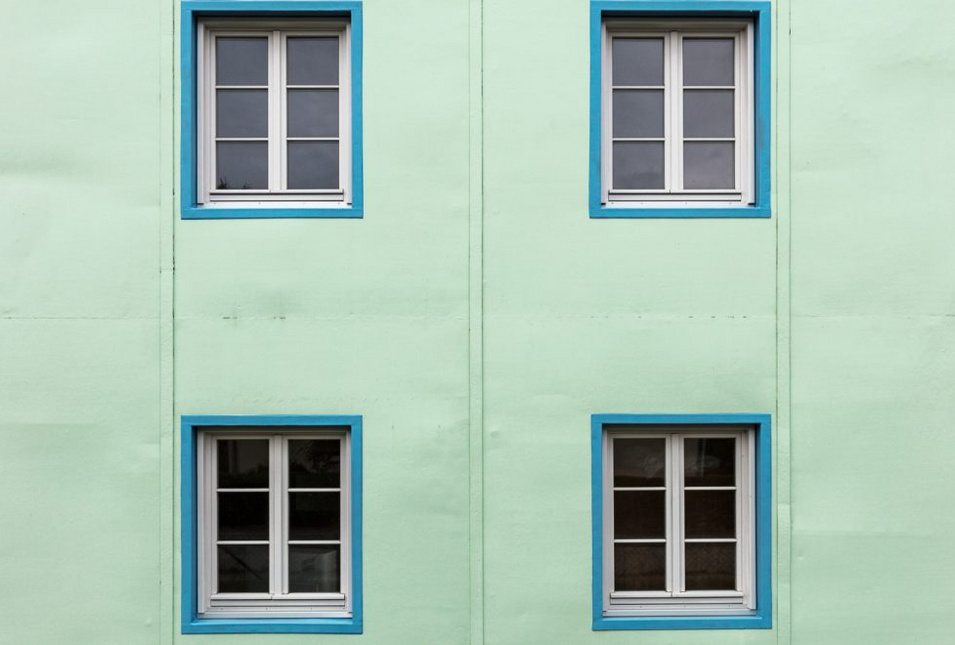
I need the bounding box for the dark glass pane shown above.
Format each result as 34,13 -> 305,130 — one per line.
612,89 -> 664,138
614,491 -> 665,539
612,37 -> 664,86
683,38 -> 735,87
288,89 -> 339,138
683,89 -> 735,138
287,37 -> 339,86
216,141 -> 268,190
289,439 -> 341,489
216,89 -> 268,138
613,141 -> 664,189
289,492 -> 340,540
217,544 -> 269,593
287,141 -> 339,189
613,438 -> 665,487
218,492 -> 269,540
216,37 -> 268,86
614,544 -> 666,591
685,542 -> 736,590
289,545 -> 340,593
683,142 -> 734,189
684,438 -> 736,487
684,490 -> 736,539
217,439 -> 269,488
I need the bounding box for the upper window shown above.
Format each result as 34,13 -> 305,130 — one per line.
590,3 -> 771,218
603,20 -> 752,205
591,414 -> 771,630
182,415 -> 362,634
181,2 -> 363,219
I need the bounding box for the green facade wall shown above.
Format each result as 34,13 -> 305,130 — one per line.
1,1 -> 954,644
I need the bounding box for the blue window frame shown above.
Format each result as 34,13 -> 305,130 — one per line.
591,413 -> 771,630
589,1 -> 771,218
181,1 -> 363,219
181,415 -> 363,634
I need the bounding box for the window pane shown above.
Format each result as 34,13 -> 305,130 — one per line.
289,545 -> 341,593
216,89 -> 268,138
216,37 -> 268,86
684,490 -> 736,539
614,491 -> 666,539
683,89 -> 735,138
216,141 -> 268,190
612,90 -> 664,138
218,544 -> 269,593
614,544 -> 666,591
287,89 -> 339,138
685,543 -> 736,591
218,492 -> 269,540
289,492 -> 340,540
612,37 -> 664,86
289,439 -> 341,489
613,141 -> 664,189
613,438 -> 665,487
217,439 -> 269,488
683,38 -> 735,87
287,37 -> 339,86
683,142 -> 734,189
287,141 -> 339,189
684,438 -> 736,487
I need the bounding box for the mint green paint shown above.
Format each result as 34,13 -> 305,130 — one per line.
3,1 -> 955,644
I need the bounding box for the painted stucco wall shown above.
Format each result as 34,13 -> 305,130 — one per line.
2,1 -> 955,645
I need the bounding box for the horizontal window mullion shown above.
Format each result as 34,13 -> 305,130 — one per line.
286,84 -> 340,89
614,538 -> 667,544
215,85 -> 269,90
216,488 -> 270,493
682,137 -> 735,142
287,539 -> 342,545
684,486 -> 737,490
683,85 -> 736,90
683,538 -> 737,543
613,486 -> 667,491
288,488 -> 341,493
286,137 -> 340,141
216,540 -> 270,545
215,137 -> 269,142
612,85 -> 666,90
612,137 -> 666,142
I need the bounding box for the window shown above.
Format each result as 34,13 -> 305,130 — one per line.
589,2 -> 770,218
181,2 -> 363,219
182,416 -> 362,634
591,414 -> 771,630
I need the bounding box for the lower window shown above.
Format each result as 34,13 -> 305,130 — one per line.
182,416 -> 362,634
592,414 -> 771,630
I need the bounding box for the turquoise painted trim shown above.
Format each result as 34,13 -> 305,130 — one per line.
591,413 -> 772,630
180,1 -> 363,219
589,1 -> 771,219
181,414 -> 363,634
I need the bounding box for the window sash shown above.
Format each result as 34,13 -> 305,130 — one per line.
196,429 -> 352,618
601,20 -> 754,207
602,428 -> 756,616
196,20 -> 351,206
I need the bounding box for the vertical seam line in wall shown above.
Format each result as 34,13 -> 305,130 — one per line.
468,1 -> 485,644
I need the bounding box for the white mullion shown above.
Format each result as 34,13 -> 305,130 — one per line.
670,31 -> 683,193
270,30 -> 283,192
339,27 -> 351,201
733,32 -> 742,193
664,433 -> 674,595
604,434 -> 614,604
601,25 -> 612,201
743,22 -> 755,203
269,436 -> 282,597
672,434 -> 685,594
340,434 -> 351,603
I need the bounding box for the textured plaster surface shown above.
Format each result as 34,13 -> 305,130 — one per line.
2,0 -> 955,644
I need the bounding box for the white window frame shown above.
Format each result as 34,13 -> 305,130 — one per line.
196,428 -> 353,618
601,19 -> 754,208
602,426 -> 756,616
196,18 -> 352,208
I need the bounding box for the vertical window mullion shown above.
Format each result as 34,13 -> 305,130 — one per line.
340,435 -> 351,601
269,435 -> 282,597
269,30 -> 283,193
670,31 -> 683,194
672,434 -> 685,594
604,435 -> 615,602
735,432 -> 744,593
601,26 -> 612,201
